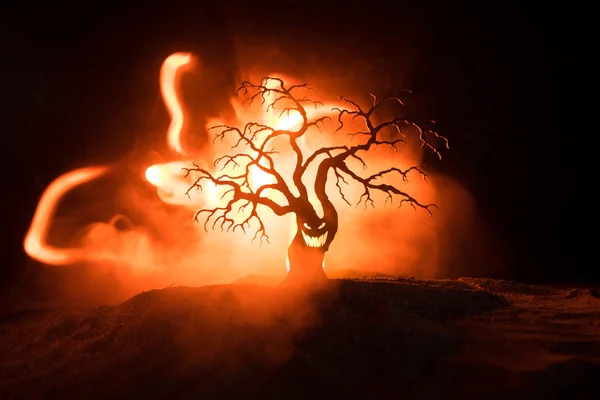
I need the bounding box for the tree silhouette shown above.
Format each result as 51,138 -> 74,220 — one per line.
184,78 -> 448,285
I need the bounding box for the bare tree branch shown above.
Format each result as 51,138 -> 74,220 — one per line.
336,162 -> 438,215
186,77 -> 334,240
182,162 -> 292,244
307,93 -> 447,216
187,79 -> 448,243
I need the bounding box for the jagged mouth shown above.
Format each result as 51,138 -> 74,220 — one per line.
301,231 -> 328,248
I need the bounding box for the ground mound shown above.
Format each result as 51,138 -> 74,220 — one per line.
1,277 -> 598,399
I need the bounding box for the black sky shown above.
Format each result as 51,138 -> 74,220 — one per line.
1,1 -> 577,290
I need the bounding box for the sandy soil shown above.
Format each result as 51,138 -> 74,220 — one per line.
1,276 -> 599,399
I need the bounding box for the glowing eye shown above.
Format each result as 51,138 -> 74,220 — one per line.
303,223 -> 310,229
318,222 -> 326,229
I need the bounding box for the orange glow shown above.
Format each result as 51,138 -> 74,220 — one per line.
145,160 -> 204,207
145,66 -> 347,215
23,51 -> 444,293
24,166 -> 110,265
144,53 -> 199,207
161,52 -> 192,155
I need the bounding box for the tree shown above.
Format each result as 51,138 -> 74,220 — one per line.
183,78 -> 448,286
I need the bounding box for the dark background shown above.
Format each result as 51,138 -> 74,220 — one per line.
1,0 -> 578,296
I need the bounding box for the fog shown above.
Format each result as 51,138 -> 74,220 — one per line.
11,45 -> 502,309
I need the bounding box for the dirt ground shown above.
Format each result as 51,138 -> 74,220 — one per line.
1,276 -> 599,399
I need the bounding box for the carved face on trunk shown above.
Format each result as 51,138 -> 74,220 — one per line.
295,203 -> 338,252
300,217 -> 328,249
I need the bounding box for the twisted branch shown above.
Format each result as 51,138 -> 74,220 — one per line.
183,163 -> 291,244
187,80 -> 448,242
186,77 -> 332,240
307,93 -> 448,216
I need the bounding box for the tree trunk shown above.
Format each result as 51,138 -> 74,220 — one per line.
283,233 -> 327,287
